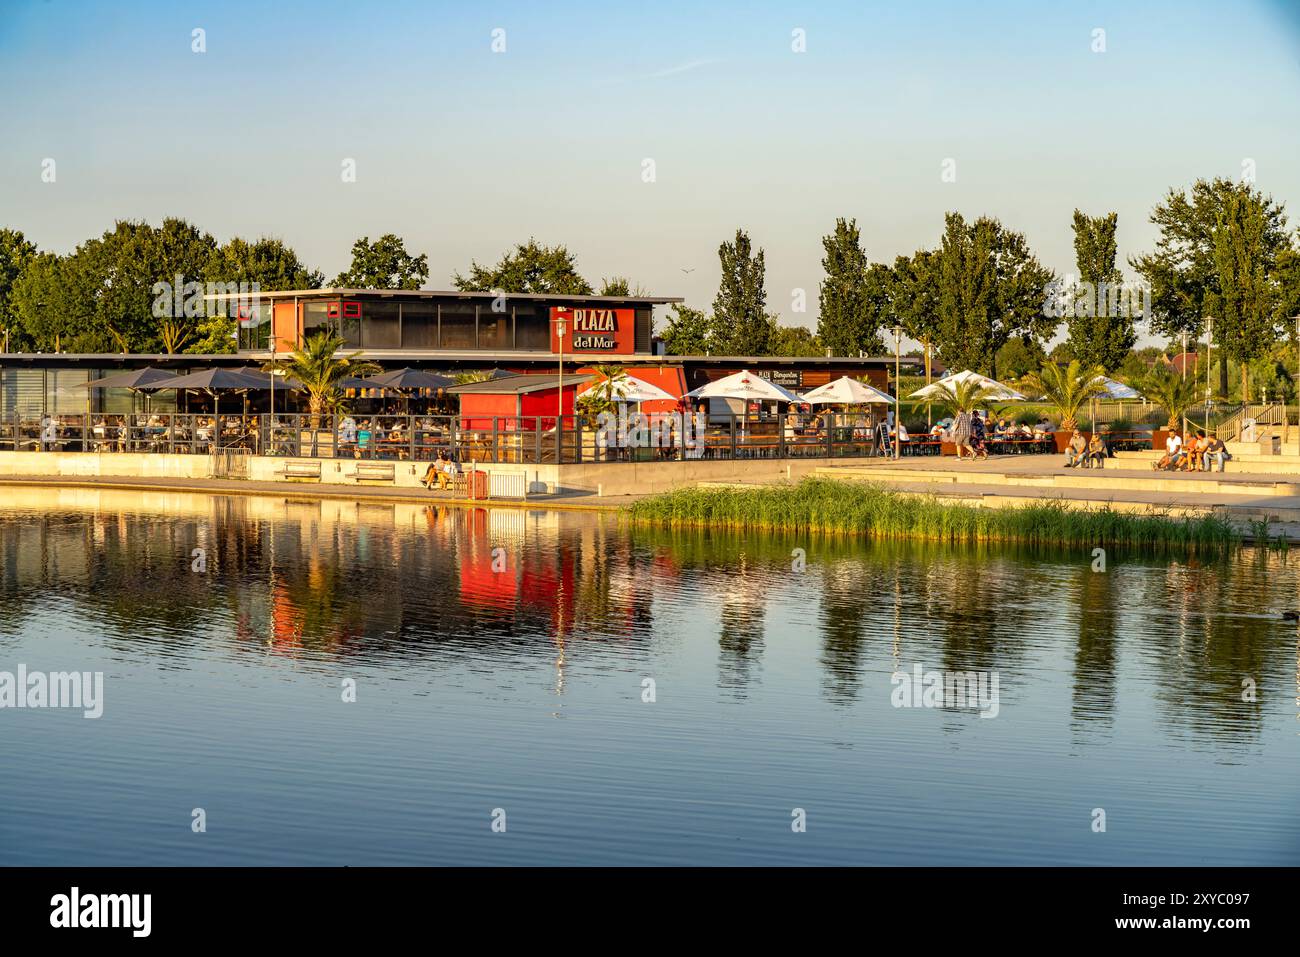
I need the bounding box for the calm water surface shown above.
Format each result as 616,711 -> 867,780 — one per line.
0,487 -> 1297,865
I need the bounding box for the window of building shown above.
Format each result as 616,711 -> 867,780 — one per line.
514,306 -> 549,351
401,303 -> 438,348
439,304 -> 476,350
303,302 -> 332,340
363,301 -> 400,349
477,305 -> 511,350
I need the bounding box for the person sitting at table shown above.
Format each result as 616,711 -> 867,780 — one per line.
994,418 -> 1009,437
1017,422 -> 1033,437
1064,429 -> 1087,467
1034,417 -> 1054,436
895,421 -> 909,443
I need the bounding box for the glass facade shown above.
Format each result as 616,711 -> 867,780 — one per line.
514,306 -> 549,350
400,302 -> 438,348
363,302 -> 401,349
439,305 -> 476,350
233,295 -> 663,354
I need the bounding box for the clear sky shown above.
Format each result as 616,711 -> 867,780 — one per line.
2,0 -> 1299,340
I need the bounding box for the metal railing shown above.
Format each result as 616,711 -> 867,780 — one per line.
0,410 -> 1084,464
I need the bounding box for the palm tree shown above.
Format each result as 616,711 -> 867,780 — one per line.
576,364 -> 630,425
1020,360 -> 1107,431
946,377 -> 1002,415
266,331 -> 380,428
1140,365 -> 1199,431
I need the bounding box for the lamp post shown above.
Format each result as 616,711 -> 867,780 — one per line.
1180,329 -> 1189,436
555,315 -> 567,431
893,325 -> 901,460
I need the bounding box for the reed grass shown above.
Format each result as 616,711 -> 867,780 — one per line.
625,478 -> 1239,554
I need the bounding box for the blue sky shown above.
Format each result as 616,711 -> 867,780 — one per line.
2,0 -> 1299,341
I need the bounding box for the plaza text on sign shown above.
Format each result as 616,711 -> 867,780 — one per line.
551,307 -> 634,353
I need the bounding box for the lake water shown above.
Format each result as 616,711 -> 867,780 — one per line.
0,486 -> 1297,866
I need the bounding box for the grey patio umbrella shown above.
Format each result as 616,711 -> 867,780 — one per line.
363,367 -> 454,412
78,365 -> 181,415
365,367 -> 454,390
148,368 -> 289,418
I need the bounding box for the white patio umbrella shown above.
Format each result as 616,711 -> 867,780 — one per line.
581,373 -> 676,403
685,369 -> 802,403
909,370 -> 1026,401
800,376 -> 895,405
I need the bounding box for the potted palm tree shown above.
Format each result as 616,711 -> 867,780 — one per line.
1019,360 -> 1107,453
266,331 -> 380,431
1140,365 -> 1199,449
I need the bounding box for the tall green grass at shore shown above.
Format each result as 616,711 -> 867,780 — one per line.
625,478 -> 1239,554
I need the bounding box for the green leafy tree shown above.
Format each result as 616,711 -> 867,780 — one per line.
890,249 -> 942,382
709,229 -> 771,355
597,276 -> 646,296
1020,359 -> 1107,431
0,228 -> 38,350
191,237 -> 324,354
816,218 -> 887,356
995,337 -> 1047,380
1131,177 -> 1289,392
1211,191 -> 1281,400
659,304 -> 710,355
769,322 -> 825,357
1065,210 -> 1136,371
334,234 -> 428,289
933,212 -> 1056,378
12,219 -> 216,353
266,330 -> 379,426
454,239 -> 592,294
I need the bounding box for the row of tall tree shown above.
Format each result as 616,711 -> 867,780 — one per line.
662,178 -> 1300,401
0,223 -> 431,354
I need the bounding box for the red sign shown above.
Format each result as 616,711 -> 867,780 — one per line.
551,307 -> 635,353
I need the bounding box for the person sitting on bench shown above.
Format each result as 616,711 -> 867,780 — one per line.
422,451 -> 458,490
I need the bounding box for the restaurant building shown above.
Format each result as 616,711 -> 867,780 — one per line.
0,288 -> 918,414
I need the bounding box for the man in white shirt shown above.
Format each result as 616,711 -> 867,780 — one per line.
1165,431 -> 1183,469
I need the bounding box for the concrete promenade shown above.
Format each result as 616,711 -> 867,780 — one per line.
4,449 -> 1300,539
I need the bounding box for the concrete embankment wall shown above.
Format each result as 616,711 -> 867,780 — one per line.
0,450 -> 856,496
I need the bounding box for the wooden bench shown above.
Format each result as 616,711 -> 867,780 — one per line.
354,461 -> 395,483
276,460 -> 322,482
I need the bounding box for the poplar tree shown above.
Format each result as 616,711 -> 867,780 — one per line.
816,218 -> 887,356
709,229 -> 771,355
1066,210 -> 1136,372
